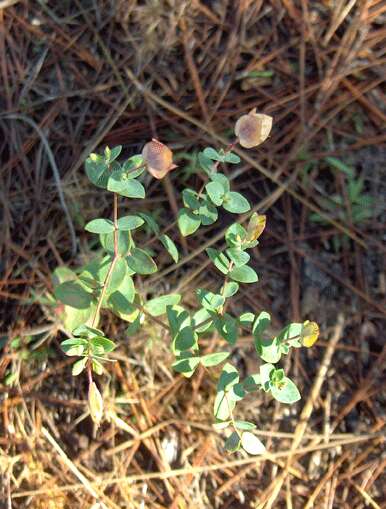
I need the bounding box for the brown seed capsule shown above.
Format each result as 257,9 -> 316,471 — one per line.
234,109 -> 273,149
142,139 -> 177,179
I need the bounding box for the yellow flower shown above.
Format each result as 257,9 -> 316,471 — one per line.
302,321 -> 319,347
235,109 -> 273,148
142,139 -> 177,179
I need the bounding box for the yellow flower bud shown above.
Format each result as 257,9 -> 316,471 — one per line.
235,109 -> 272,148
301,321 -> 319,348
88,381 -> 103,426
142,139 -> 177,179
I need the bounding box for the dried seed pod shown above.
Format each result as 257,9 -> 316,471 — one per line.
88,381 -> 103,426
235,109 -> 273,148
142,138 -> 177,179
246,213 -> 266,242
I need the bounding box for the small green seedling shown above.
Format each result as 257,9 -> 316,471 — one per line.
310,157 -> 379,252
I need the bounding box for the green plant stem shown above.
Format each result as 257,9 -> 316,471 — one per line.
224,391 -> 241,439
86,193 -> 120,381
91,193 -> 119,328
219,261 -> 234,315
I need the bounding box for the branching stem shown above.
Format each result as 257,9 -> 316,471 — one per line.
91,193 -> 119,328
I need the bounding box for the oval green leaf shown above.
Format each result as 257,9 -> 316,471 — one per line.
85,218 -> 115,234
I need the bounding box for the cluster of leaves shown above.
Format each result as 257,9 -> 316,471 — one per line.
52,142 -> 319,454
61,325 -> 116,376
54,146 -> 179,374
170,205 -> 318,452
178,147 -> 250,236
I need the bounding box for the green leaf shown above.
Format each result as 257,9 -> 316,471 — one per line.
174,326 -> 197,353
61,338 -> 88,356
200,352 -> 230,367
172,352 -> 200,377
239,312 -> 255,328
226,248 -> 250,267
167,306 -> 197,354
72,325 -> 104,339
271,368 -> 285,383
85,154 -> 109,189
122,154 -> 145,178
107,176 -> 145,199
167,305 -> 191,336
54,281 -> 93,309
224,431 -> 241,452
126,248 -> 157,274
196,288 -> 224,311
253,311 -> 271,337
182,189 -> 200,210
105,257 -> 128,296
203,147 -> 223,161
198,196 -> 218,225
210,173 -> 230,193
224,152 -> 241,164
223,192 -> 251,214
217,363 -> 239,391
243,374 -> 261,392
58,305 -> 96,334
229,265 -> 258,283
80,255 -> 132,292
72,357 -> 88,376
85,218 -> 115,234
348,178 -> 364,202
4,372 -> 18,387
227,382 -> 245,401
117,215 -> 144,231
137,212 -> 160,234
160,234 -> 179,263
90,336 -> 116,355
206,248 -> 231,275
213,420 -> 231,430
270,377 -> 301,404
105,145 -> 122,162
254,336 -> 281,364
144,294 -> 181,316
222,282 -> 239,298
126,313 -> 143,336
225,223 -> 247,248
205,182 -> 225,206
178,208 -> 201,236
214,391 -> 235,421
325,156 -> 354,177
192,307 -> 213,333
100,230 -> 131,256
241,432 -> 266,455
108,276 -> 136,314
260,363 -> 275,389
52,266 -> 77,287
214,314 -> 238,345
234,420 -> 256,431
198,151 -> 215,175
92,359 -> 104,375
